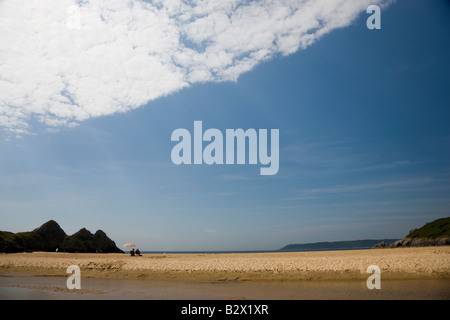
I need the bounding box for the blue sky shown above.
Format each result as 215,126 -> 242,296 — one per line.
1,0 -> 449,251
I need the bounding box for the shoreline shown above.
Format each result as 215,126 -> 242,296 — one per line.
1,247 -> 449,282
1,247 -> 449,299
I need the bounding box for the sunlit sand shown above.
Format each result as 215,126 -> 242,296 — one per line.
1,247 -> 449,299
1,247 -> 449,281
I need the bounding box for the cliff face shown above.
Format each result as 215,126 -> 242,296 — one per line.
373,217 -> 450,249
0,220 -> 123,253
33,220 -> 67,251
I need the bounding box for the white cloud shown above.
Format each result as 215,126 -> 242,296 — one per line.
0,0 -> 393,135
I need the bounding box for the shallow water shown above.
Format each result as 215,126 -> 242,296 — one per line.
0,273 -> 448,300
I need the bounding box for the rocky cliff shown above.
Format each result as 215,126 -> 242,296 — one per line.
0,220 -> 123,253
373,217 -> 450,248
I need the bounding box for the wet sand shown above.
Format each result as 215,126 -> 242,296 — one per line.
1,247 -> 449,299
1,273 -> 449,300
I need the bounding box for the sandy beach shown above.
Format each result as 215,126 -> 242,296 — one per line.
1,247 -> 449,281
1,247 -> 449,299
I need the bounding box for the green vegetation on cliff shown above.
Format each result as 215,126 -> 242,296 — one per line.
406,217 -> 450,239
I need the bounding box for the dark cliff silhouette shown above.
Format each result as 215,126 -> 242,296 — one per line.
0,220 -> 123,253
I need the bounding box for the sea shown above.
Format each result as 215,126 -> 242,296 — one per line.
139,248 -> 377,254
140,250 -> 275,254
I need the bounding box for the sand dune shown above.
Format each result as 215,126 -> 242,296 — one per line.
1,247 -> 449,281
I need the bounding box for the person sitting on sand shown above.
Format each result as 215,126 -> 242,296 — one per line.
130,248 -> 135,256
136,249 -> 141,256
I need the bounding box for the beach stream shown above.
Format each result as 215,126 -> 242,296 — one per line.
1,273 -> 449,300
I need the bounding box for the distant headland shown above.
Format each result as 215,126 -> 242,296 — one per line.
279,217 -> 450,252
278,239 -> 399,252
0,220 -> 123,253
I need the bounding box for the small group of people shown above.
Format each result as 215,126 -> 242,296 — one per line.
130,248 -> 141,256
